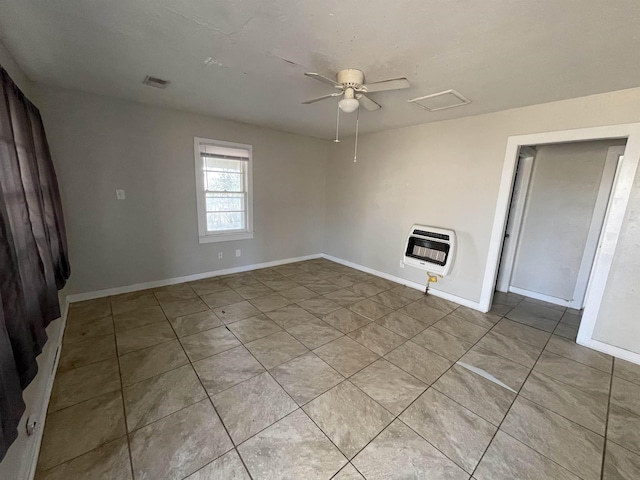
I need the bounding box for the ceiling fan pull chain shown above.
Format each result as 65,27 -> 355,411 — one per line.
354,107 -> 360,162
334,103 -> 341,143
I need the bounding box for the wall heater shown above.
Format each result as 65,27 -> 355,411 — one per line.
403,225 -> 456,276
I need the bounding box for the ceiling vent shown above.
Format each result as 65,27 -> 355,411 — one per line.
408,89 -> 471,111
142,76 -> 170,89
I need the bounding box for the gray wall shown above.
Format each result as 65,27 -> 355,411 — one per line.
34,85 -> 328,295
511,141 -> 614,300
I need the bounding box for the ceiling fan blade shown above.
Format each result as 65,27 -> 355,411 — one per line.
302,92 -> 342,104
304,72 -> 340,87
357,94 -> 381,111
362,77 -> 411,93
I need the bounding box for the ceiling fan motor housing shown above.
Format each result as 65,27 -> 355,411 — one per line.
336,69 -> 364,88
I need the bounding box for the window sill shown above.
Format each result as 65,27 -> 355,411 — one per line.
199,232 -> 254,244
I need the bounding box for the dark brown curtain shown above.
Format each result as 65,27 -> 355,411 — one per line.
0,66 -> 70,461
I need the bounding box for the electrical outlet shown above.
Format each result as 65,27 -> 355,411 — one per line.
399,260 -> 405,269
235,249 -> 241,257
218,252 -> 223,259
116,189 -> 126,200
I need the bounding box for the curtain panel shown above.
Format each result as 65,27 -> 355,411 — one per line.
0,66 -> 70,461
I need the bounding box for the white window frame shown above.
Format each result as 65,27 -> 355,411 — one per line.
194,137 -> 254,243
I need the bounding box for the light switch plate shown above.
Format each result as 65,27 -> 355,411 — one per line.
236,249 -> 241,257
116,189 -> 126,200
218,252 -> 223,259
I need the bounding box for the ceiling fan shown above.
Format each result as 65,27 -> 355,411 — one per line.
302,69 -> 411,113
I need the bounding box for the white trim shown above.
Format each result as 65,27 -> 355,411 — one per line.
480,123 -> 640,360
578,338 -> 640,366
21,303 -> 68,480
571,145 -> 624,309
65,254 -> 322,303
194,137 -> 254,244
321,254 -> 483,311
508,286 -> 572,308
496,153 -> 534,292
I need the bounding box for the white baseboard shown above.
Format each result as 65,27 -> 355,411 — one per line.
321,254 -> 484,312
66,254 -> 322,303
508,286 -> 573,308
577,337 -> 640,366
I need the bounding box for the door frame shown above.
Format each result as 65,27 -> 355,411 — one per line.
480,123 -> 640,362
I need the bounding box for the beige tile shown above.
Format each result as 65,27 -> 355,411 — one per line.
200,289 -> 244,309
554,322 -> 579,340
348,323 -> 405,356
189,279 -> 229,296
212,372 -> 297,444
67,298 -> 112,321
502,397 -> 604,480
390,285 -> 425,301
401,388 -> 496,473
433,365 -> 516,425
351,359 -> 426,415
306,279 -> 342,295
223,273 -> 260,289
110,292 -> 158,316
169,310 -> 222,337
129,400 -> 232,480
213,300 -> 261,324
384,341 -> 451,385
491,318 -> 551,348
376,311 -> 426,338
411,327 -> 473,361
324,288 -> 367,307
185,450 -> 250,480
475,430 -> 580,480
234,283 -> 275,299
614,358 -> 640,386
227,314 -> 282,343
180,326 -> 241,362
603,440 -> 640,479
161,298 -> 209,319
370,290 -> 413,310
352,420 -> 468,480
153,283 -> 197,302
297,297 -> 342,316
286,318 -> 343,349
348,298 -> 393,321
261,278 -> 299,291
123,364 -> 207,431
119,339 -> 188,386
303,382 -> 393,459
432,315 -> 488,343
279,285 -> 317,302
245,331 -> 308,369
458,346 -> 531,392
63,316 -> 114,344
113,305 -> 166,333
608,404 -> 640,456
548,339 -> 596,372
520,372 -> 607,434
49,358 -> 121,412
36,437 -> 132,480
417,295 -> 459,314
447,306 -> 501,329
313,336 -> 380,377
329,275 -> 357,289
333,464 -> 365,479
116,320 -> 176,355
239,409 -> 346,478
399,301 -> 448,325
270,353 -> 344,405
323,308 -> 372,334
611,376 -> 640,416
351,281 -> 387,297
192,345 -> 264,395
534,350 -> 611,399
38,390 -> 126,471
506,304 -> 560,332
475,330 -> 542,368
57,334 -> 116,372
265,304 -> 319,329
251,268 -> 285,282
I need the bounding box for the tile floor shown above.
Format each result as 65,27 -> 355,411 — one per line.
35,258 -> 640,479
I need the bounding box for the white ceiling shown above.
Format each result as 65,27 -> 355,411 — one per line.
1,1 -> 639,139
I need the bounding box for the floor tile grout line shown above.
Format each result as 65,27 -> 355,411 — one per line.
600,359 -> 616,480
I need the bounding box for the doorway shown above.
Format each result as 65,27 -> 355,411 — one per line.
495,141 -> 626,310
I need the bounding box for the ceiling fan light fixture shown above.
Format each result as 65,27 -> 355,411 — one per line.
338,97 -> 359,113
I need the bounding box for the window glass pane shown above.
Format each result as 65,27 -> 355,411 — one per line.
206,193 -> 245,212
207,212 -> 245,232
205,171 -> 243,192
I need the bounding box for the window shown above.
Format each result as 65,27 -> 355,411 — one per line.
194,137 -> 253,243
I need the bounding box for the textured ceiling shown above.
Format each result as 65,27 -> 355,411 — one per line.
1,1 -> 639,138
